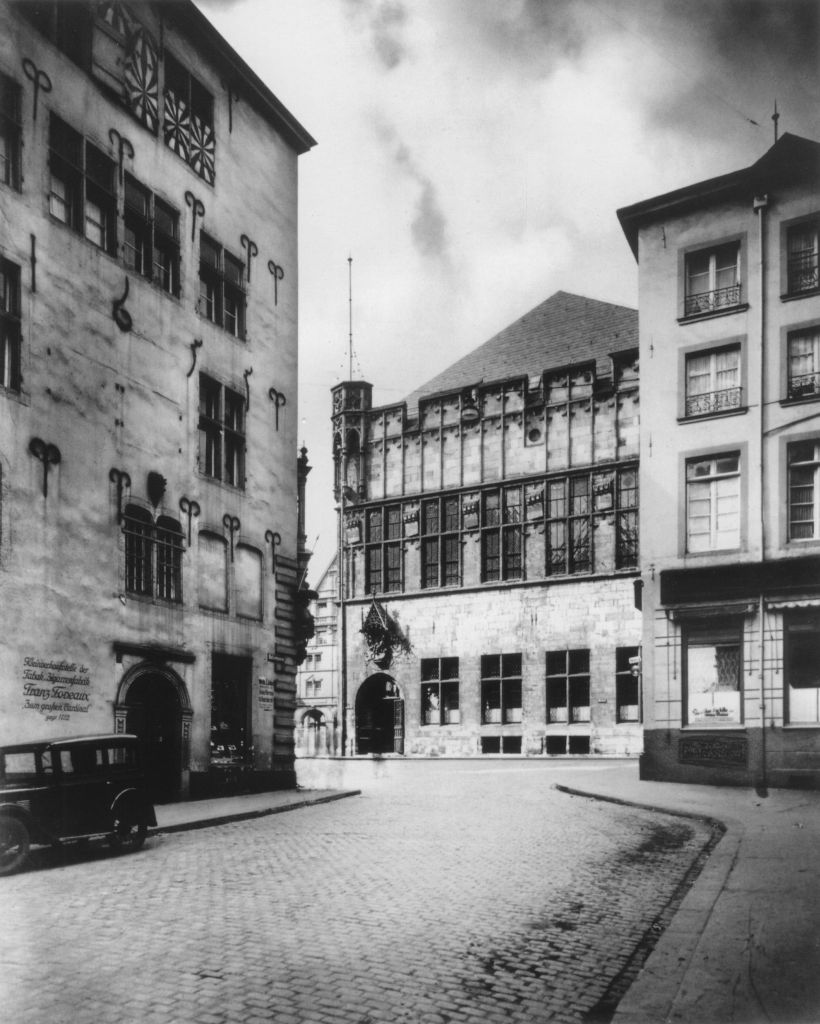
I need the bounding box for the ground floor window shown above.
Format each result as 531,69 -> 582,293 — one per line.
481,735 -> 522,754
785,614 -> 820,724
545,735 -> 590,755
546,649 -> 590,723
481,653 -> 522,724
421,657 -> 460,725
210,653 -> 251,765
683,620 -> 743,726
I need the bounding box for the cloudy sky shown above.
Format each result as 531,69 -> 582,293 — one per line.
196,0 -> 819,574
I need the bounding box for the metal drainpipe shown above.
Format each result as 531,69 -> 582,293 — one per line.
754,193 -> 769,794
338,475 -> 348,758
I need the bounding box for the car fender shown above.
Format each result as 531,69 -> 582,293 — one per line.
109,788 -> 157,828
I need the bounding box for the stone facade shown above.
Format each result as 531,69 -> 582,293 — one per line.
295,556 -> 342,756
331,292 -> 643,758
619,133 -> 820,788
0,1 -> 315,798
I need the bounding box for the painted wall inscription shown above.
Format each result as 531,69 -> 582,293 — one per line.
22,656 -> 92,720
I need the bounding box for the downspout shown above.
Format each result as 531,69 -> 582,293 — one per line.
339,484 -> 348,757
753,192 -> 769,796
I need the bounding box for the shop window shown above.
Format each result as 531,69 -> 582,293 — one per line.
0,73 -> 21,190
683,620 -> 742,726
210,654 -> 251,765
616,646 -> 640,723
481,653 -> 522,724
163,52 -> 215,184
686,453 -> 740,552
546,650 -> 591,724
685,345 -> 742,417
48,115 -> 116,254
787,328 -> 820,401
788,440 -> 820,541
199,233 -> 246,338
123,505 -> 182,602
420,657 -> 460,725
785,614 -> 820,725
545,735 -> 567,755
786,220 -> 819,296
365,505 -> 402,594
124,175 -> 180,295
421,497 -> 460,588
0,259 -> 21,392
198,374 -> 245,487
481,486 -> 522,582
684,242 -> 741,317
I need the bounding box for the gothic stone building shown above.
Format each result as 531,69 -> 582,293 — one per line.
332,291 -> 643,758
619,133 -> 820,789
0,1 -> 315,798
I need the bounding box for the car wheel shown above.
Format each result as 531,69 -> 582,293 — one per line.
109,820 -> 147,853
0,817 -> 30,876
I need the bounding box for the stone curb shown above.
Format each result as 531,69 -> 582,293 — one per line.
149,789 -> 362,836
553,783 -> 732,1024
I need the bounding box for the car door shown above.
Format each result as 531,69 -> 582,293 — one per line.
59,744 -> 110,836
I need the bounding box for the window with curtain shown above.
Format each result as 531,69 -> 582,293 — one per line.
685,346 -> 741,416
686,453 -> 740,552
787,221 -> 820,296
787,328 -> 820,400
684,242 -> 741,316
788,440 -> 820,541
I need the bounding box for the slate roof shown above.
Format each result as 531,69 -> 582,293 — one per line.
403,291 -> 637,412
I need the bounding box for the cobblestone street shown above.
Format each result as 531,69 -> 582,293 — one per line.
1,761 -> 718,1024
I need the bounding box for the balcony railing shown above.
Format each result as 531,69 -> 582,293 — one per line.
685,386 -> 743,417
788,252 -> 820,294
788,371 -> 820,400
684,284 -> 741,317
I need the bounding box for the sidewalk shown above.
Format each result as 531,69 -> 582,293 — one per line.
556,765 -> 820,1024
150,786 -> 361,834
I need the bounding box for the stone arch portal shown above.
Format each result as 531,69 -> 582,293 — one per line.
354,674 -> 404,755
115,663 -> 192,802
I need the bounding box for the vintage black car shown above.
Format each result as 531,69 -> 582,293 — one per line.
0,734 -> 157,875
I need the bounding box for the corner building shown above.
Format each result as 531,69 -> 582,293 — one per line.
332,292 -> 643,758
0,1 -> 315,799
619,134 -> 820,788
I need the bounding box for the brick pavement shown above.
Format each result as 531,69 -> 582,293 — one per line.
0,762 -> 719,1024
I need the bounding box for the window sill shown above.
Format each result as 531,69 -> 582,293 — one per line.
677,303 -> 749,325
781,394 -> 820,407
683,546 -> 743,559
678,406 -> 748,424
123,592 -> 184,609
780,287 -> 820,303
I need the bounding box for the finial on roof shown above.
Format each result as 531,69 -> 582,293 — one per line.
772,99 -> 779,144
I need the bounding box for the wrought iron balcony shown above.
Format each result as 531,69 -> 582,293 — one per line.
788,372 -> 820,400
685,386 -> 743,417
788,252 -> 820,294
684,284 -> 742,317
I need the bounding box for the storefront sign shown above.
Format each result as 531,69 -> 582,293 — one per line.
679,735 -> 747,766
21,656 -> 92,721
258,678 -> 275,712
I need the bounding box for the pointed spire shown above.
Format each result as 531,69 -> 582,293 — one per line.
772,99 -> 780,144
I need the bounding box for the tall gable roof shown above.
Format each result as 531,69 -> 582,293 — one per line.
404,291 -> 637,412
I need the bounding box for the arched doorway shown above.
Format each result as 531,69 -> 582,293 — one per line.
300,709 -> 326,756
116,666 -> 191,802
355,674 -> 404,755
